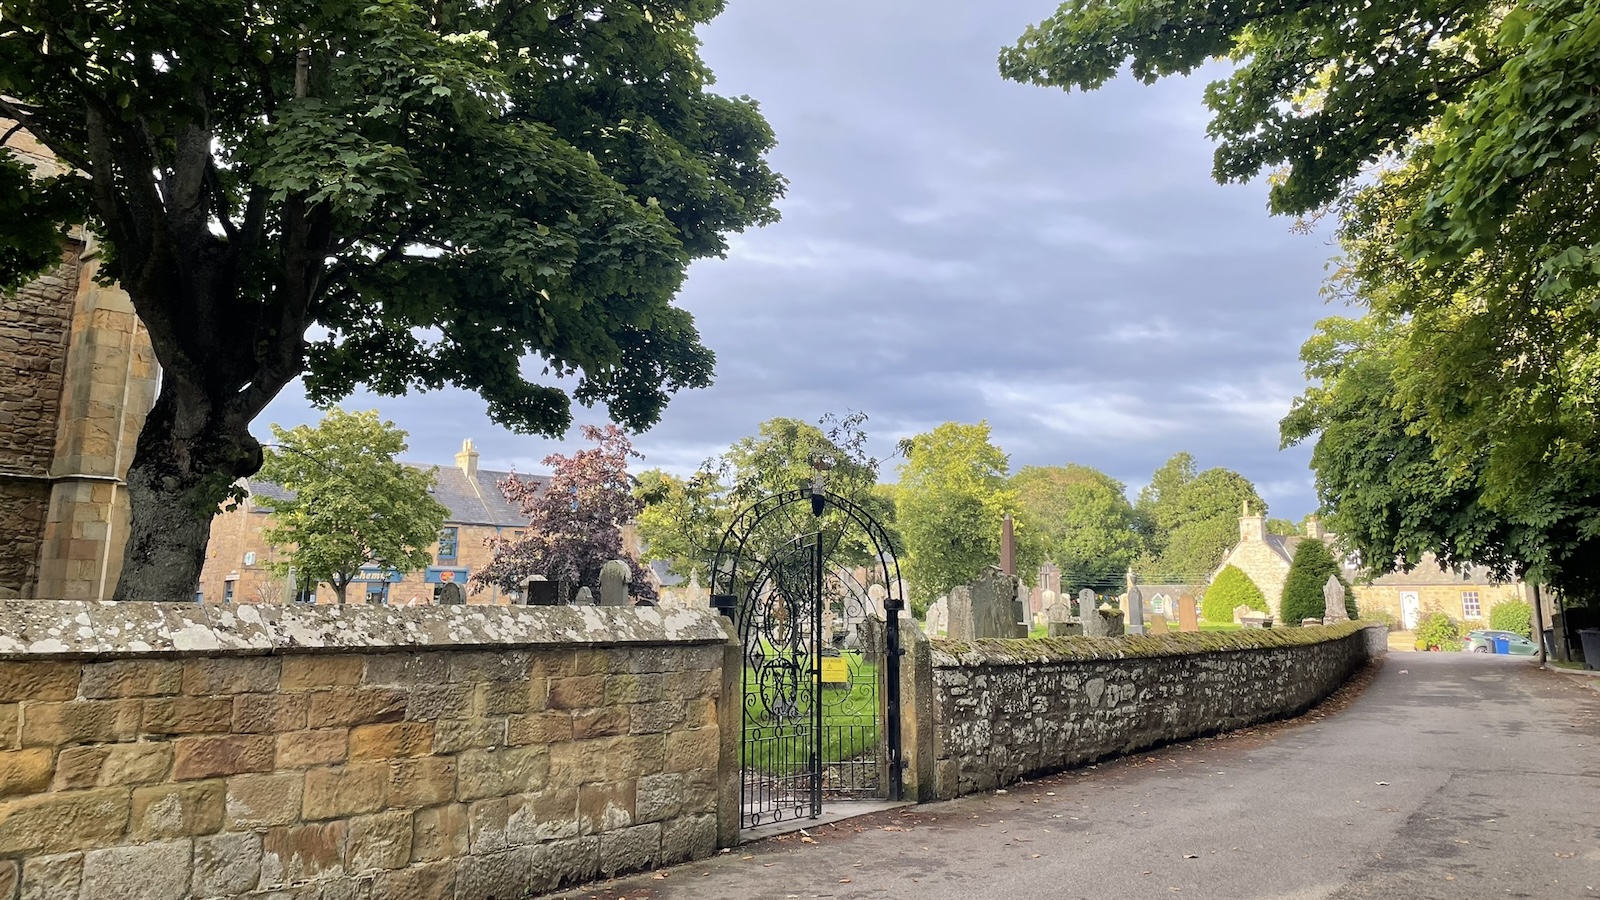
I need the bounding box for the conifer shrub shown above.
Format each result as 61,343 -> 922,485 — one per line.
1280,539 -> 1356,625
1202,565 -> 1268,623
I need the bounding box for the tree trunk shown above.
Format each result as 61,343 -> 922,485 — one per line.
112,379 -> 263,601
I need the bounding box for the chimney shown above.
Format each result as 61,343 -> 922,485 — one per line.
455,439 -> 479,480
1305,515 -> 1325,540
1238,499 -> 1266,543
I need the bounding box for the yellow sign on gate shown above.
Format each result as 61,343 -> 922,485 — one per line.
819,657 -> 850,685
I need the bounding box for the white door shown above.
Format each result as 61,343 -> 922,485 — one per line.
1400,591 -> 1421,630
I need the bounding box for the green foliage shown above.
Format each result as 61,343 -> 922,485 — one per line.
1489,600 -> 1534,639
1202,565 -> 1267,623
0,0 -> 783,595
1415,611 -> 1463,650
1360,607 -> 1401,631
1280,539 -> 1356,626
897,422 -> 1021,615
1282,314 -> 1600,598
635,413 -> 899,583
1011,464 -> 1140,595
1135,453 -> 1264,581
0,153 -> 83,293
1267,518 -> 1299,536
257,409 -> 448,604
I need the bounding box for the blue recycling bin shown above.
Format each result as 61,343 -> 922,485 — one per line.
1492,635 -> 1511,655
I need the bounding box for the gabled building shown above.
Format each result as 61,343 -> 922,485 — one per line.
198,440 -> 541,605
1212,505 -> 1527,628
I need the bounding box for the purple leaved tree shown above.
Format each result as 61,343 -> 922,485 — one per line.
474,425 -> 658,603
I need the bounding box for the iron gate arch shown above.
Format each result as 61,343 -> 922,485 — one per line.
708,488 -> 904,829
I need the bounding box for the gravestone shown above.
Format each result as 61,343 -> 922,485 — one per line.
524,577 -> 560,607
1077,588 -> 1096,619
1302,618 -> 1323,627
1045,592 -> 1080,637
1232,604 -> 1255,625
572,586 -> 595,606
1322,575 -> 1350,623
599,559 -> 631,607
1148,614 -> 1170,634
924,597 -> 948,638
1239,611 -> 1272,629
1125,578 -> 1146,635
1177,594 -> 1200,633
947,568 -> 1027,640
858,616 -> 885,664
1082,602 -> 1125,638
1014,579 -> 1030,627
867,584 -> 888,618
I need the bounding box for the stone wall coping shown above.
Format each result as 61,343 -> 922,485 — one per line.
930,621 -> 1380,667
0,600 -> 733,659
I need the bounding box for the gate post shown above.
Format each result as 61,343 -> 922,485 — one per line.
713,615 -> 743,847
897,619 -> 935,802
883,596 -> 904,802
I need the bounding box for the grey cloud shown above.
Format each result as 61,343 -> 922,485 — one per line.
255,0 -> 1338,520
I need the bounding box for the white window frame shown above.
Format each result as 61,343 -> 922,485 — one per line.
1461,590 -> 1481,618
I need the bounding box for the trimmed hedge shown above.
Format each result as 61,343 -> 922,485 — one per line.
1489,600 -> 1534,638
1202,565 -> 1268,623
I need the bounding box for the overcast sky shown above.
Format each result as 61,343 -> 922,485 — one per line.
257,0 -> 1343,520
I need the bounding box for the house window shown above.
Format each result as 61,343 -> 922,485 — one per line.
438,527 -> 459,561
1462,590 -> 1481,618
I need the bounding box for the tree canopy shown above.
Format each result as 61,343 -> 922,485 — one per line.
634,413 -> 898,582
1279,538 -> 1356,625
1011,464 -> 1140,595
1006,0 -> 1600,597
1202,564 -> 1267,623
0,0 -> 782,600
896,421 -> 1029,614
257,408 -> 448,604
1134,453 -> 1263,582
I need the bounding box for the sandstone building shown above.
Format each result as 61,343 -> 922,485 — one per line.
0,123 -> 159,600
198,440 -> 541,606
1213,506 -> 1527,628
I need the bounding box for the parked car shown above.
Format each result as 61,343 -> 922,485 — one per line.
1463,630 -> 1539,655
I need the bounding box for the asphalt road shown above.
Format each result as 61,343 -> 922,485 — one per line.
556,653 -> 1600,900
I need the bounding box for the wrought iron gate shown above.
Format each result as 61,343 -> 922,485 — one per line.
709,487 -> 904,830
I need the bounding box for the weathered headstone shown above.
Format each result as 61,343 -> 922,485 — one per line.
1232,604 -> 1255,625
924,597 -> 948,638
599,559 -> 631,607
1014,578 -> 1030,627
1148,614 -> 1170,634
1322,575 -> 1350,623
1239,611 -> 1272,629
1082,602 -> 1125,638
572,586 -> 595,606
1077,588 -> 1095,619
1177,593 -> 1199,632
858,616 -> 885,663
1000,514 -> 1016,576
867,584 -> 888,619
1125,574 -> 1146,635
1045,591 -> 1080,637
946,568 -> 1027,640
1302,618 -> 1323,627
523,576 -> 558,606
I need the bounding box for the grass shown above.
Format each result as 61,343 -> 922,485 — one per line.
1199,622 -> 1243,632
1548,659 -> 1595,671
741,652 -> 879,775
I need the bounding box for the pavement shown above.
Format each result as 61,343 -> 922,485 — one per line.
554,652 -> 1600,900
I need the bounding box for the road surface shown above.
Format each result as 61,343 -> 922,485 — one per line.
555,652 -> 1600,900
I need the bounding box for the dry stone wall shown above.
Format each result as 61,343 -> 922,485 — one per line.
0,601 -> 737,899
927,623 -> 1383,799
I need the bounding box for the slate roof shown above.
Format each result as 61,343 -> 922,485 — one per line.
245,464 -> 542,529
1262,533 -> 1303,565
1362,556 -> 1509,587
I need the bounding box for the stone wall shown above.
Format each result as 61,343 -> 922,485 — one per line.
925,623 -> 1383,799
0,601 -> 738,899
0,248 -> 78,598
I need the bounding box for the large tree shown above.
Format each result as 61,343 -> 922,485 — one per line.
896,421 -> 1029,614
0,0 -> 782,600
635,412 -> 897,581
1011,464 -> 1141,595
1134,453 -> 1263,582
257,408 -> 448,604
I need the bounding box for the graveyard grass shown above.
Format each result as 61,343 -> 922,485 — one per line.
742,653 -> 879,775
